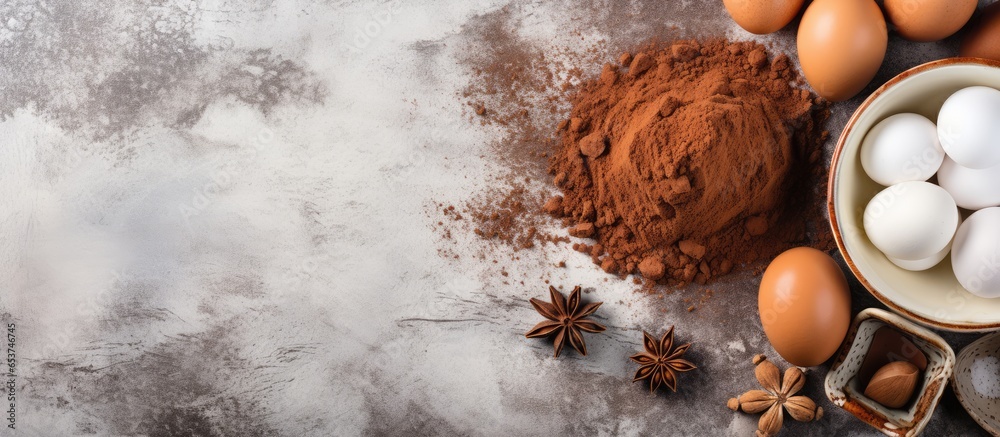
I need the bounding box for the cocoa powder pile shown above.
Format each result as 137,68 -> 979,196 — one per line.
546,39 -> 833,285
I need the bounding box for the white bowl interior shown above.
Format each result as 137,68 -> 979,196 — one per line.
834,63 -> 1000,330
953,332 -> 1000,434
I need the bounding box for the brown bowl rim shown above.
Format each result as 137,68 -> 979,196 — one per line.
828,57 -> 1000,332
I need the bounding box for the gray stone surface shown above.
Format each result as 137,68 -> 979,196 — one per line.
0,0 -> 994,435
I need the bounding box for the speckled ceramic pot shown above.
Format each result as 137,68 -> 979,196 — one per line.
826,308 -> 955,436
953,332 -> 1000,436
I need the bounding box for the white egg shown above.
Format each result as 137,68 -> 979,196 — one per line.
864,181 -> 959,261
952,207 -> 1000,298
937,156 -> 1000,210
887,239 -> 952,271
937,86 -> 1000,169
861,113 -> 944,186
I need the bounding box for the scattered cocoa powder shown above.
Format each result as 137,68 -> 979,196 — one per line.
467,184 -> 570,250
455,10 -> 610,252
457,9 -> 603,177
547,39 -> 834,285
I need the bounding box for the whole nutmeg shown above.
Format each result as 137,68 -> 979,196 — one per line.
863,361 -> 920,409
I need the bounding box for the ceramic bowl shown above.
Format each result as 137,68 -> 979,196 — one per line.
829,58 -> 1000,332
953,332 -> 1000,436
826,308 -> 955,436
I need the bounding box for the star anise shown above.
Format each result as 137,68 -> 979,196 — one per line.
525,286 -> 606,357
630,327 -> 697,392
727,355 -> 823,437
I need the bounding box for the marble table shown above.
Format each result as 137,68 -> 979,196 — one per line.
0,0 -> 993,435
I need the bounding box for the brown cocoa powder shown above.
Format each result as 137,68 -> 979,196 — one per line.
455,9 -> 603,254
457,9 -> 600,177
454,7 -> 834,286
468,184 -> 570,249
547,39 -> 834,285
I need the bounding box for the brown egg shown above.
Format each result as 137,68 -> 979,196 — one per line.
797,0 -> 887,102
724,0 -> 806,35
962,2 -> 1000,62
758,247 -> 851,367
885,0 -> 976,42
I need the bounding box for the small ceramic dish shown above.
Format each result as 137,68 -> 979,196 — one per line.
953,332 -> 1000,436
826,308 -> 955,436
828,58 -> 1000,332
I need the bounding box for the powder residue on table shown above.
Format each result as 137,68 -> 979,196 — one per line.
450,8 -> 603,256
458,8 -> 602,177
547,39 -> 834,285
468,184 -> 570,250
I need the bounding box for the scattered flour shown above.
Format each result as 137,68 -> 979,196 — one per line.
728,340 -> 746,353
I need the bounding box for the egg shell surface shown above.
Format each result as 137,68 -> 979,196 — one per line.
962,1 -> 1000,61
937,86 -> 1000,169
885,0 -> 976,42
937,156 -> 1000,210
863,181 -> 958,261
860,113 -> 944,186
797,0 -> 887,101
758,247 -> 851,367
723,0 -> 805,34
887,239 -> 951,271
952,207 -> 1000,298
